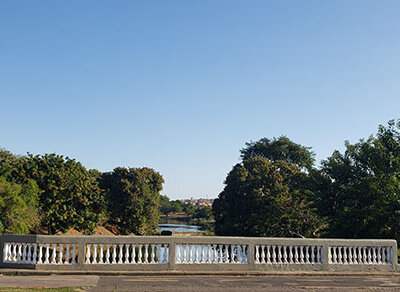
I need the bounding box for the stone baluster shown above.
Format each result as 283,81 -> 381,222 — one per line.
144,244 -> 149,264
98,244 -> 103,264
206,245 -> 212,263
21,243 -> 26,264
10,243 -> 14,262
354,247 -> 359,263
91,244 -> 97,264
64,244 -> 70,264
124,244 -> 130,264
269,246 -> 275,264
17,244 -> 22,263
338,247 -> 344,264
86,244 -> 91,264
195,245 -> 200,263
235,245 -> 241,263
377,247 -> 382,264
163,244 -> 168,263
357,247 -> 362,264
242,245 -> 248,263
105,244 -> 110,264
310,246 -> 315,264
71,244 -> 76,264
213,245 -> 218,263
183,245 -> 188,264
381,247 -> 386,264
372,247 -> 377,264
138,245 -> 143,264
111,244 -> 117,264
50,244 -> 57,264
294,246 -> 298,264
386,246 -> 392,265
218,245 -> 223,263
299,246 -> 304,264
283,246 -> 288,263
27,244 -> 33,264
345,247 -> 353,264
223,245 -> 229,263
37,244 -> 43,264
367,248 -> 372,264
288,246 -> 293,264
150,244 -> 156,264
188,245 -> 193,263
277,246 -> 282,263
58,244 -> 64,264
117,244 -> 123,264
230,245 -> 234,263
317,247 -> 321,264
131,244 -> 136,264
258,245 -> 263,263
2,243 -> 7,263
176,245 -> 181,263
201,245 -> 206,263
44,244 -> 50,264
362,247 -> 367,264
254,245 -> 260,264
3,243 -> 8,263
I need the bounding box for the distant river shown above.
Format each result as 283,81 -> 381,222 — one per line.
158,216 -> 202,233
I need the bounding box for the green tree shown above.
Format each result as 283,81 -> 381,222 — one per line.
0,177 -> 39,234
213,157 -> 326,237
183,202 -> 196,217
101,167 -> 164,235
193,205 -> 213,220
318,120 -> 400,242
240,136 -> 315,170
0,149 -> 28,185
160,195 -> 174,216
24,154 -> 104,234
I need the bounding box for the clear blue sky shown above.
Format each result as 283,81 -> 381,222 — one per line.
1,1 -> 399,199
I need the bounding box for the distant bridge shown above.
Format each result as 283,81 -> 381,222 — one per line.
0,234 -> 398,272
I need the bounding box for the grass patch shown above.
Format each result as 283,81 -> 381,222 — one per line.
0,288 -> 85,292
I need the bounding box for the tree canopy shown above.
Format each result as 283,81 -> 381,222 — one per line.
240,136 -> 315,170
101,167 -> 164,235
23,154 -> 104,234
317,120 -> 400,242
213,153 -> 326,237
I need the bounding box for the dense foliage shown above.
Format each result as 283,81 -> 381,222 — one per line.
0,150 -> 164,235
214,119 -> 400,241
213,157 -> 326,237
101,167 -> 164,235
316,120 -> 400,242
23,154 -> 104,234
241,136 -> 315,170
2,119 -> 400,241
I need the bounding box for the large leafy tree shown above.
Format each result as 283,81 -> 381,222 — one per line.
24,154 -> 104,234
318,120 -> 400,242
213,152 -> 326,237
0,177 -> 40,234
241,136 -> 315,170
101,167 -> 164,235
0,150 -> 40,234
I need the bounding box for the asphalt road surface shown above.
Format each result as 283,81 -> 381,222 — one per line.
0,274 -> 400,291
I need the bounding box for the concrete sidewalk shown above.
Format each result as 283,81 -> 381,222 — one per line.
1,268 -> 400,276
0,274 -> 400,291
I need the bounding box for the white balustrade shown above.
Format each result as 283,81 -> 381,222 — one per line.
328,246 -> 392,265
255,245 -> 323,264
1,242 -> 78,265
84,243 -> 169,264
1,237 -> 396,271
175,244 -> 249,264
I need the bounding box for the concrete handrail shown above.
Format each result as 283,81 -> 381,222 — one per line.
0,234 -> 397,271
